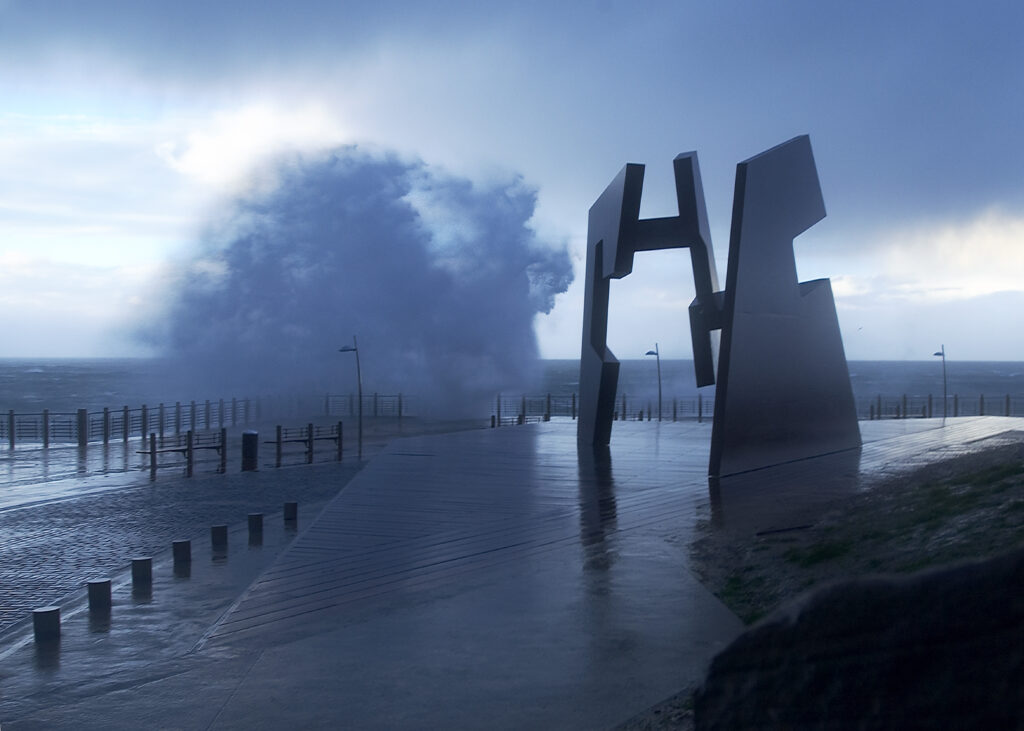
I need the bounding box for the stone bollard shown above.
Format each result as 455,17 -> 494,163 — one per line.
283,501 -> 298,523
211,525 -> 228,551
248,513 -> 264,541
88,579 -> 112,613
131,557 -> 152,587
33,606 -> 60,643
242,430 -> 259,471
173,540 -> 191,565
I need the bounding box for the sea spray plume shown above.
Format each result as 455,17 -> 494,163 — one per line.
146,147 -> 573,416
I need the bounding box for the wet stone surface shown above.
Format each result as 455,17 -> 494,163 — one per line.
0,461 -> 364,634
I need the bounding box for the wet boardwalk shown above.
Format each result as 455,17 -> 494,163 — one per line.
2,417 -> 1022,729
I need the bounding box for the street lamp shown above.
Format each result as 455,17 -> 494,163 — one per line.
339,336 -> 363,458
933,345 -> 947,420
644,343 -> 662,422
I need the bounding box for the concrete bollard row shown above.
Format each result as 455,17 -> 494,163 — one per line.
172,539 -> 192,565
87,579 -> 112,613
33,606 -> 60,643
32,503 -> 298,644
211,525 -> 228,551
248,513 -> 264,545
132,557 -> 152,587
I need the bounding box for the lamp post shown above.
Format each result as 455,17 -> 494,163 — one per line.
644,343 -> 662,421
339,336 -> 363,458
933,345 -> 947,420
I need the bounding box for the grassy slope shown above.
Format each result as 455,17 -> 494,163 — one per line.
689,442 -> 1024,624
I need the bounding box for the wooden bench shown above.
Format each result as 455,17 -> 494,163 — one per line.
265,422 -> 343,467
137,429 -> 227,479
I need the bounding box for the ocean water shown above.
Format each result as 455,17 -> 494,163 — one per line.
1,358 -> 1023,415
536,359 -> 1024,403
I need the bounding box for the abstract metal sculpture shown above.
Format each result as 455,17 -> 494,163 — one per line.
577,153 -> 721,447
577,135 -> 861,477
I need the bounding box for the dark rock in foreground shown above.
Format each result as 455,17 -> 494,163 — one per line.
695,547 -> 1024,729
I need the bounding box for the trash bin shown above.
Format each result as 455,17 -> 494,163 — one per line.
241,430 -> 258,471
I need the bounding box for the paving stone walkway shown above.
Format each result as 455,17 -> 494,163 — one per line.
0,460 -> 364,635
2,417 -> 1022,729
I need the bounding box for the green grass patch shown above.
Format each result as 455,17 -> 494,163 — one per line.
784,539 -> 852,567
965,461 -> 1024,486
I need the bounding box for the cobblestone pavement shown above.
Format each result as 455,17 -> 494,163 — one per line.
0,460 -> 365,635
0,418 -> 494,635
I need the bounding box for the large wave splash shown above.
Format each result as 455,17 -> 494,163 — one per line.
144,147 -> 573,417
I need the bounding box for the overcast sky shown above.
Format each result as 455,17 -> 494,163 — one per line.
2,1 -> 1023,360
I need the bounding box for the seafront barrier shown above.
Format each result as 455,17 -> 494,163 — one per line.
489,392 -> 1024,425
2,391 -> 1023,450
0,393 -> 408,451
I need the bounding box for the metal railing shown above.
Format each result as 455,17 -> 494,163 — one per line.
491,393 -> 713,424
325,393 -> 409,419
490,392 -> 1024,425
0,397 -> 254,450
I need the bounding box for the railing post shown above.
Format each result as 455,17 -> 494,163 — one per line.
219,428 -> 227,473
546,393 -> 551,421
571,392 -> 576,420
337,421 -> 343,461
189,400 -> 196,431
276,425 -> 283,468
205,400 -> 211,429
622,395 -> 627,421
175,402 -> 182,435
231,397 -> 237,426
307,423 -> 314,464
103,407 -> 110,444
698,394 -> 703,423
928,394 -> 933,419
77,409 -> 88,450
149,433 -> 157,480
159,403 -> 165,444
140,404 -> 148,442
123,406 -> 130,443
673,398 -> 677,422
42,409 -> 49,448
496,393 -> 502,427
186,430 -> 194,478
218,398 -> 225,428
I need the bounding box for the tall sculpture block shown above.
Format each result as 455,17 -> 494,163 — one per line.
578,135 -> 861,477
709,136 -> 860,476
